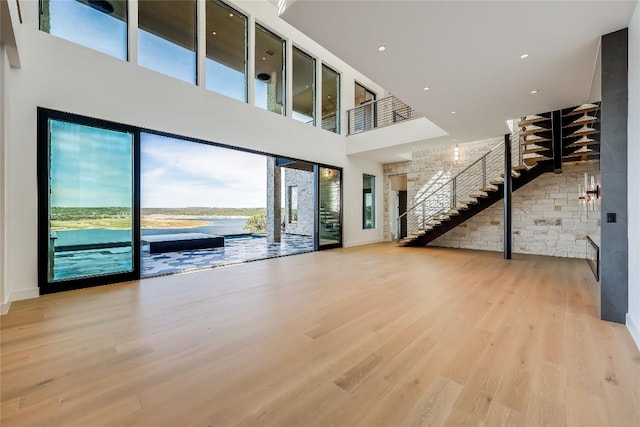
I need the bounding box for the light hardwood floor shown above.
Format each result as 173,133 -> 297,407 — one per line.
1,244 -> 639,426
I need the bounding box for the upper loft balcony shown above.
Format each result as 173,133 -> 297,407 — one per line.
346,95 -> 448,162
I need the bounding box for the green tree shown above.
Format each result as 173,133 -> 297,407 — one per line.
244,212 -> 267,233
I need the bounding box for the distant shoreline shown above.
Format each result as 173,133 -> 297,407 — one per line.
51,216 -> 248,231
143,214 -> 250,220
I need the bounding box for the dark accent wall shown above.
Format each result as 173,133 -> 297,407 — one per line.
600,28 -> 628,324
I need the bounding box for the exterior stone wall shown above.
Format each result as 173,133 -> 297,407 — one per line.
283,168 -> 314,236
383,137 -> 600,259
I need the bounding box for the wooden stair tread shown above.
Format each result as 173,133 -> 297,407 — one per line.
520,128 -> 551,137
568,129 -> 599,138
563,154 -> 599,162
501,171 -> 521,178
564,118 -> 600,128
512,165 -> 530,171
524,156 -> 552,166
459,198 -> 478,205
567,140 -> 600,148
489,179 -> 504,185
517,116 -> 550,127
521,137 -> 551,145
522,147 -> 550,154
480,186 -> 499,192
469,191 -> 488,199
564,105 -> 599,116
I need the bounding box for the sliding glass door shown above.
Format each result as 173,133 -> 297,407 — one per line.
38,110 -> 139,293
317,166 -> 342,249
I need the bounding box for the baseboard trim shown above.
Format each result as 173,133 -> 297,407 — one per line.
626,313 -> 640,351
1,301 -> 10,315
343,239 -> 386,248
10,288 -> 39,303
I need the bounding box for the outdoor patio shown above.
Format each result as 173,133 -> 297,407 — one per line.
141,233 -> 314,277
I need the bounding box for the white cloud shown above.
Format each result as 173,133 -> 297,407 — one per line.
141,134 -> 267,208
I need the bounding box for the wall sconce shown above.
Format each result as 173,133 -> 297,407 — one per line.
578,172 -> 600,212
453,145 -> 460,163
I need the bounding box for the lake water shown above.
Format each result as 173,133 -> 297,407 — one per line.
54,217 -> 249,246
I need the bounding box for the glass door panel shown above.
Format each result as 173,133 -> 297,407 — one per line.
318,167 -> 342,248
42,116 -> 137,291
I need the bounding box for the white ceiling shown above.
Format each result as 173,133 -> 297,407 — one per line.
281,0 -> 637,159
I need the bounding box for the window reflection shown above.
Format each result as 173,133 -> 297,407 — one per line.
321,65 -> 340,133
47,119 -> 134,282
319,167 -> 342,247
138,0 -> 196,84
206,0 -> 247,102
255,25 -> 286,115
40,0 -> 128,60
292,47 -> 315,124
363,174 -> 375,229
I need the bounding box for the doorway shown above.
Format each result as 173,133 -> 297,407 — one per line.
354,82 -> 376,132
388,174 -> 407,240
317,166 -> 342,249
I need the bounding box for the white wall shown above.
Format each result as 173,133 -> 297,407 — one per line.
1,45 -> 7,314
627,0 -> 640,350
1,0 -> 386,307
343,156 -> 386,247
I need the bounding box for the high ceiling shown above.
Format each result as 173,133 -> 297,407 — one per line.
281,0 -> 637,147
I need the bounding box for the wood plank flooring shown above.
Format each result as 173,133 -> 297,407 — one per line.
1,244 -> 639,426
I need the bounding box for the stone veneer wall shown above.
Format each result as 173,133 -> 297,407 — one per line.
430,162 -> 599,259
283,168 -> 314,236
383,137 -> 501,240
384,139 -> 600,259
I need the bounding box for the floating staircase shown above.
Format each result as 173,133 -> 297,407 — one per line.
398,103 -> 600,247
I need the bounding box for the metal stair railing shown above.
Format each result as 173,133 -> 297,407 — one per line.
397,132 -> 524,242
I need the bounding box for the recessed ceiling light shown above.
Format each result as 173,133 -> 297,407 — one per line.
451,110 -> 456,114
211,31 -> 217,35
377,45 -> 386,52
305,85 -> 309,89
520,53 -> 529,59
530,89 -> 539,94
229,13 -> 234,17
328,95 -> 332,99
423,87 -> 430,91
262,57 -> 266,61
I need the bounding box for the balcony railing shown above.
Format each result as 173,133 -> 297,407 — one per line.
347,95 -> 422,135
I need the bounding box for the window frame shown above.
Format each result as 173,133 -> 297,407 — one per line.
292,45 -> 317,125
321,63 -> 341,134
137,0 -> 198,84
205,0 -> 248,102
37,108 -> 141,295
39,0 -> 129,61
254,22 -> 287,116
362,174 -> 375,229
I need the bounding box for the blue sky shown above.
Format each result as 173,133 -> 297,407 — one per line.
49,0 -> 127,59
141,133 -> 267,208
50,120 -> 133,207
